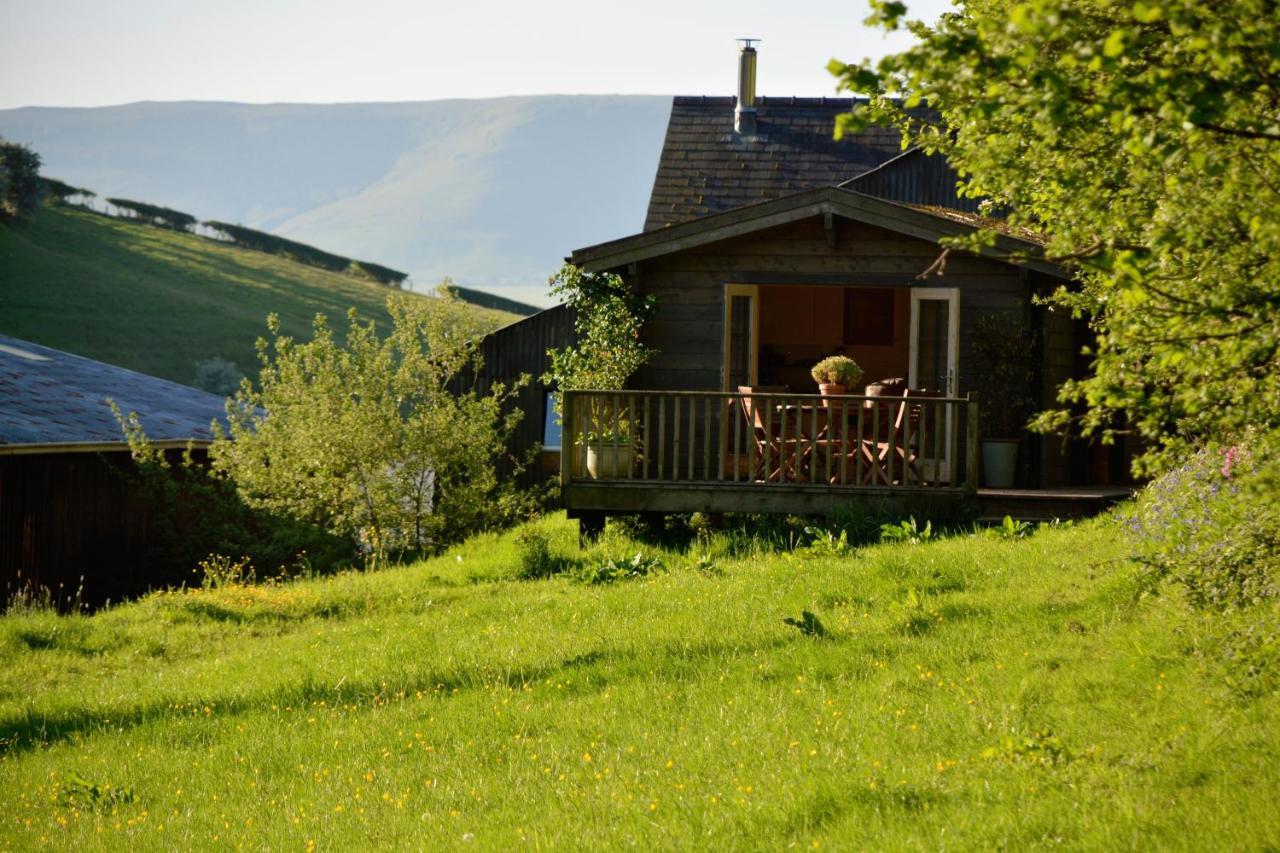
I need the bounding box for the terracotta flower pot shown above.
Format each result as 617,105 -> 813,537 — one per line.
818,382 -> 848,397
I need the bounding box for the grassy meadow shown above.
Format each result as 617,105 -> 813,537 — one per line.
0,205 -> 517,386
2,512 -> 1277,850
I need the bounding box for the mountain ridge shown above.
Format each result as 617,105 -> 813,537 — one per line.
0,96 -> 675,305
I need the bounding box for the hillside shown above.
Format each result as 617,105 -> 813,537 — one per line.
1,513 -> 1277,848
0,205 -> 518,387
0,97 -> 673,305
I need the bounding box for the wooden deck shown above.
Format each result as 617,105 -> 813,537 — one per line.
561,388 -> 979,528
559,390 -> 1132,533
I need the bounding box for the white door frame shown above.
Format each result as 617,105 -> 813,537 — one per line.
908,287 -> 960,394
908,287 -> 961,481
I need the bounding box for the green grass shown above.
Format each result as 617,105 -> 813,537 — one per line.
0,205 -> 517,386
1,513 -> 1277,849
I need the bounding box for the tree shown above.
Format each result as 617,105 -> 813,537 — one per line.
830,0 -> 1280,473
542,264 -> 658,443
212,291 -> 526,564
543,264 -> 658,394
0,137 -> 42,223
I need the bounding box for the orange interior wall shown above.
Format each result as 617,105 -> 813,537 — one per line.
757,286 -> 910,391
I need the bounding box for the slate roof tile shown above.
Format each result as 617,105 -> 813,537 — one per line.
0,334 -> 229,448
643,95 -> 926,231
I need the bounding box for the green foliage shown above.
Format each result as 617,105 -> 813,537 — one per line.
544,263 -> 658,444
0,136 -> 42,223
113,403 -> 355,588
192,356 -> 244,397
61,773 -> 135,812
795,525 -> 853,559
38,176 -> 94,203
1124,434 -> 1279,611
581,551 -> 664,585
987,515 -> 1033,541
196,554 -> 256,590
879,516 -> 934,545
971,315 -> 1038,437
204,220 -> 408,287
810,355 -> 864,387
831,0 -> 1280,473
106,197 -> 197,232
543,263 -> 658,393
515,528 -> 558,580
212,292 -> 528,564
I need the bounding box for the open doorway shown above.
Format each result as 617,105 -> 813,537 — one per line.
753,285 -> 912,391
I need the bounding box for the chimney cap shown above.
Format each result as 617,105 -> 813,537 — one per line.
736,38 -> 761,49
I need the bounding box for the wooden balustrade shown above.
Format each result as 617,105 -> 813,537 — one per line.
561,389 -> 977,492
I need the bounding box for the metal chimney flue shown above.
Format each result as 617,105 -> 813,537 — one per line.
735,38 -> 759,136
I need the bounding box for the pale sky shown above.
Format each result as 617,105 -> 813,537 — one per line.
0,0 -> 954,109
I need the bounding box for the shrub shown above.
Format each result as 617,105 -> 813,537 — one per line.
112,404 -> 356,592
0,137 -> 41,223
515,529 -> 557,580
213,292 -> 528,565
193,356 -> 244,396
581,552 -> 664,585
880,517 -> 934,545
810,355 -> 863,387
1125,432 -> 1280,610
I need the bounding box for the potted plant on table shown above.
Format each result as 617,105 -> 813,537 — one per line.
971,315 -> 1038,488
811,355 -> 864,400
543,264 -> 658,479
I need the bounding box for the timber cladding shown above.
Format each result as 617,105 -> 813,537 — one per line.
0,451 -> 176,608
628,215 -> 1028,397
472,305 -> 576,487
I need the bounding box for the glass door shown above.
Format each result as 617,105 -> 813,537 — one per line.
722,284 -> 759,390
909,288 -> 960,481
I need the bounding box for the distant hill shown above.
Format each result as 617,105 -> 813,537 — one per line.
450,286 -> 540,317
0,205 -> 518,387
0,96 -> 673,306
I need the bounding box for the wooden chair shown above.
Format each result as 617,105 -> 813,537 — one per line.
875,389 -> 943,485
737,386 -> 803,482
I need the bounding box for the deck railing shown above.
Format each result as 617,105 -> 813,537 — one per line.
561,389 -> 979,492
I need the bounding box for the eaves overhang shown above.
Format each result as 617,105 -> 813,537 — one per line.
570,186 -> 1067,279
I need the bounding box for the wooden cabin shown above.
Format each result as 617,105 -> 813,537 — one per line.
0,334 -> 229,607
482,46 -> 1134,529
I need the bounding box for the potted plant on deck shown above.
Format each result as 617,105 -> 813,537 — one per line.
811,355 -> 864,400
971,315 -> 1038,488
543,264 -> 658,479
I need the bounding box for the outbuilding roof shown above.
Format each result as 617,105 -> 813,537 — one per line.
643,96 -> 921,232
0,334 -> 229,453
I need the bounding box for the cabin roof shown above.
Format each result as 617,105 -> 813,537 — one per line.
575,185 -> 1064,278
0,334 -> 228,454
644,96 -> 916,232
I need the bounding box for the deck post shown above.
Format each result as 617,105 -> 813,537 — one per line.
579,511 -> 605,545
965,395 -> 980,489
560,390 -> 574,493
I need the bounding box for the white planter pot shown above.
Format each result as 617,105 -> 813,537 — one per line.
982,439 -> 1020,488
586,444 -> 635,479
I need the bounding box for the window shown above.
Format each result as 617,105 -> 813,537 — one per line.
542,392 -> 561,450
843,288 -> 895,346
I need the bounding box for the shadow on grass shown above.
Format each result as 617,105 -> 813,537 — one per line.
0,634 -> 794,757
781,780 -> 947,836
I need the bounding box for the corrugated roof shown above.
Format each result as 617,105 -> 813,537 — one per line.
0,335 -> 229,449
643,96 -> 918,232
